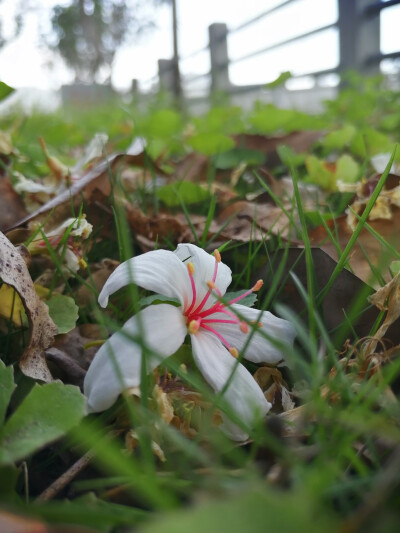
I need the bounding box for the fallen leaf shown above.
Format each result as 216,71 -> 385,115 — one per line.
0,231 -> 57,381
257,247 -> 400,345
365,272 -> 400,353
0,174 -> 29,231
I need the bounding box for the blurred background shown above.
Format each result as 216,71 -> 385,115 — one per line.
0,0 -> 400,113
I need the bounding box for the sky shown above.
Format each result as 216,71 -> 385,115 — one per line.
0,0 -> 399,96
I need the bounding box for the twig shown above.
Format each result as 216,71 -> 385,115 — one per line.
36,450 -> 95,502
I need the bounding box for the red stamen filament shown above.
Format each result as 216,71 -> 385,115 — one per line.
200,323 -> 233,351
189,251 -> 220,316
183,251 -> 265,358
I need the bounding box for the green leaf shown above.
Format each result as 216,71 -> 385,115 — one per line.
265,71 -> 292,89
139,485 -> 338,533
322,124 -> 356,151
46,293 -> 79,334
335,154 -> 360,183
0,382 -> 85,465
26,493 -> 147,532
146,109 -> 182,138
277,145 -> 307,167
224,290 -> 257,308
139,293 -> 180,308
0,361 -> 15,427
157,181 -> 210,207
213,148 -> 265,169
0,81 -> 15,102
390,261 -> 400,276
350,128 -> 395,159
305,155 -> 335,191
194,107 -> 244,135
0,464 -> 19,501
187,132 -> 235,156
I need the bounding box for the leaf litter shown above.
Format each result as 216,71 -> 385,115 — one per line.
1,76 -> 400,531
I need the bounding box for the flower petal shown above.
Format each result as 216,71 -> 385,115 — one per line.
84,304 -> 186,412
191,330 -> 271,441
175,243 -> 232,307
98,249 -> 191,308
211,304 -> 296,364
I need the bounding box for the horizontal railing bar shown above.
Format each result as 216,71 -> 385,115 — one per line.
364,0 -> 400,16
230,22 -> 337,65
180,44 -> 209,62
366,50 -> 400,64
230,0 -> 298,34
182,71 -> 211,84
183,65 -> 339,89
226,67 -> 339,93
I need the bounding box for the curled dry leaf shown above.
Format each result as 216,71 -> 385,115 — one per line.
0,231 -> 57,381
365,272 -> 400,354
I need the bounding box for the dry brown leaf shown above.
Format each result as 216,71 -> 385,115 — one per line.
0,510 -> 47,533
365,273 -> 400,353
6,152 -> 162,232
232,130 -> 322,167
258,247 -> 400,345
0,231 -> 57,381
217,200 -> 295,242
0,174 -> 29,231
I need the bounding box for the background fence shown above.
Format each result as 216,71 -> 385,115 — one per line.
141,0 -> 400,113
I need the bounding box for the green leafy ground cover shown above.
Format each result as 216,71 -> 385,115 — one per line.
0,73 -> 400,532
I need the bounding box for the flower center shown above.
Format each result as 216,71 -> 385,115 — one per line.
183,250 -> 263,358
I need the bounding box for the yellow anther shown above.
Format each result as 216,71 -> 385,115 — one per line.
207,280 -> 216,290
188,319 -> 201,334
253,279 -> 263,292
229,347 -> 239,358
214,249 -> 221,263
187,262 -> 195,276
240,321 -> 248,334
78,257 -> 87,269
251,320 -> 263,328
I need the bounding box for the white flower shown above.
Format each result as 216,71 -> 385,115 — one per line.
84,244 -> 296,441
28,216 -> 93,272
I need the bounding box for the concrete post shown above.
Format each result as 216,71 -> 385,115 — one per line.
209,23 -> 231,92
158,59 -> 176,93
338,0 -> 380,74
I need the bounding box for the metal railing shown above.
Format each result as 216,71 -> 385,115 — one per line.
140,0 -> 400,108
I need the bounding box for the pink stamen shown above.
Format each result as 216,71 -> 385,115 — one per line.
202,319 -> 238,325
190,251 -> 220,315
185,262 -> 197,315
200,323 -> 232,351
183,250 -> 263,358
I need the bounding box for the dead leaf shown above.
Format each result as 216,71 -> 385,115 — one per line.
6,152 -> 163,232
217,200 -> 295,242
0,174 -> 29,231
258,247 -> 400,345
233,130 -> 322,167
0,231 -> 57,381
0,510 -> 47,533
365,273 -> 400,353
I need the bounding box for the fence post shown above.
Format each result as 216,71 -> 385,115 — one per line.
158,59 -> 176,93
209,23 -> 231,92
338,0 -> 380,74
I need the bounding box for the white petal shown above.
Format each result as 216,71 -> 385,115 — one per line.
191,330 -> 271,441
211,304 -> 296,364
174,243 -> 232,308
84,304 -> 186,412
98,249 -> 191,308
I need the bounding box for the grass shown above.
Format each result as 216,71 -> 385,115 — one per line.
1,78 -> 400,532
